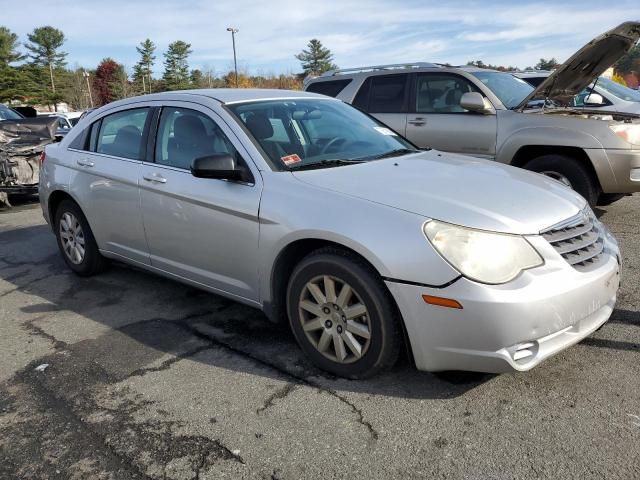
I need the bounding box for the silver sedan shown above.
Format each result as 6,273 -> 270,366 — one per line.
39,89 -> 621,378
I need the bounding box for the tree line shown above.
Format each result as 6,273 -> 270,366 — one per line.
0,26 -> 340,111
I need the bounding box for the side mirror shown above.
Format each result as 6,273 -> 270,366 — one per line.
191,154 -> 241,180
584,93 -> 604,105
460,92 -> 494,114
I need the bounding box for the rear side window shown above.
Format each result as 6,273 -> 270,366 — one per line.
306,79 -> 352,97
96,108 -> 149,160
353,74 -> 408,113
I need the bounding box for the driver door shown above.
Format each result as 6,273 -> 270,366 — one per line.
406,73 -> 497,158
139,103 -> 263,302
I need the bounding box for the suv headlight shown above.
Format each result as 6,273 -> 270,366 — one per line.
424,220 -> 543,284
610,124 -> 640,146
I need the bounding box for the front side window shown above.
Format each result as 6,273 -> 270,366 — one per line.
471,71 -> 534,109
96,108 -> 149,160
415,74 -> 480,113
155,107 -> 239,170
228,99 -> 416,170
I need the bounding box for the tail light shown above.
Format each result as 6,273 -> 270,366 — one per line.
38,151 -> 46,168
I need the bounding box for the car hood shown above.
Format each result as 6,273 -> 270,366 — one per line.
291,151 -> 586,235
517,21 -> 640,110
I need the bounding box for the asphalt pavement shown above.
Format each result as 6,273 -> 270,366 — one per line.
0,194 -> 638,479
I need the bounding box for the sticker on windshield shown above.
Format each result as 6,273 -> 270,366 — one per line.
281,154 -> 302,166
374,126 -> 397,136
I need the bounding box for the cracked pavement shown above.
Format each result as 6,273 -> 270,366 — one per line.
1,195 -> 639,479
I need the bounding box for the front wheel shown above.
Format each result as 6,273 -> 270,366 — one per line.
524,154 -> 600,206
287,248 -> 401,379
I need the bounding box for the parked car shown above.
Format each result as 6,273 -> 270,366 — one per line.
304,22 -> 640,207
39,89 -> 620,378
1,106 -> 57,205
514,71 -> 640,114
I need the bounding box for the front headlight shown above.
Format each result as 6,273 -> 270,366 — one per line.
610,124 -> 640,146
424,220 -> 543,284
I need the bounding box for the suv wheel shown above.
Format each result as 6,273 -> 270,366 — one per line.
54,199 -> 107,276
287,248 -> 401,379
524,154 -> 599,206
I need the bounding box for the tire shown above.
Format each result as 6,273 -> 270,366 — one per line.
54,199 -> 107,276
286,248 -> 401,379
523,154 -> 600,206
597,193 -> 628,207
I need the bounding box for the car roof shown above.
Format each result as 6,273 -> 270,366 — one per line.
124,88 -> 330,105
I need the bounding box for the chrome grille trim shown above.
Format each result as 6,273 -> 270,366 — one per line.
541,208 -> 606,271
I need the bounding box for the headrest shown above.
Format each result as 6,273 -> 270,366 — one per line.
245,112 -> 274,140
174,115 -> 207,141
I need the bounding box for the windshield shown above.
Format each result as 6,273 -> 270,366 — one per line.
227,99 -> 417,169
0,105 -> 23,121
471,71 -> 534,109
595,77 -> 640,102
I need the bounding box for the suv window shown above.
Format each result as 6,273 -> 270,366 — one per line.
155,107 -> 239,170
96,108 -> 149,160
354,74 -> 408,113
415,74 -> 479,113
306,79 -> 352,97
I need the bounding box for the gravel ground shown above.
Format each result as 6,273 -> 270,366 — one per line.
0,194 -> 638,479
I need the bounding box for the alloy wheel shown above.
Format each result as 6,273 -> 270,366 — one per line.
298,275 -> 371,364
59,212 -> 85,265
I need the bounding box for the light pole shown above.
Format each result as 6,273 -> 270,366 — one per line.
83,69 -> 94,108
226,27 -> 239,87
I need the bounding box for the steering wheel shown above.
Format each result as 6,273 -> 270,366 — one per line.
321,136 -> 348,155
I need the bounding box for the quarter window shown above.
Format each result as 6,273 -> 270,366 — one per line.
415,74 -> 479,113
155,107 -> 240,170
96,108 -> 149,160
306,79 -> 352,97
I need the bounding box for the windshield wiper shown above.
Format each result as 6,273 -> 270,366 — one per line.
288,159 -> 364,171
357,148 -> 420,160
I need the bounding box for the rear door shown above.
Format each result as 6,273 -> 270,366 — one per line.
68,106 -> 152,264
139,102 -> 262,302
406,73 -> 497,158
352,74 -> 409,136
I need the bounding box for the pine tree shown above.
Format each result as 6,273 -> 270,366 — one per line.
162,41 -> 192,90
25,26 -> 67,93
0,26 -> 24,65
295,39 -> 337,76
535,58 -> 558,71
133,38 -> 156,93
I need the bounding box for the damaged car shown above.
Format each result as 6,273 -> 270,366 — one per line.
304,22 -> 640,206
0,109 -> 58,206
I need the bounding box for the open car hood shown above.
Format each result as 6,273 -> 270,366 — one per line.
517,21 -> 640,110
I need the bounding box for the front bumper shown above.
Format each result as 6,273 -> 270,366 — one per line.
589,148 -> 640,193
387,234 -> 620,373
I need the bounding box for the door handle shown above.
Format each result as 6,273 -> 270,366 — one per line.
408,118 -> 426,126
77,159 -> 95,167
143,173 -> 168,184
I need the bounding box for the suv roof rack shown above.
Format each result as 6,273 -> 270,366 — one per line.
319,62 -> 441,77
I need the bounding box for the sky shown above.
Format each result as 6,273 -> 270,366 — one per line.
1,0 -> 638,76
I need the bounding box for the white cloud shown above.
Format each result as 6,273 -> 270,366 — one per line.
1,0 -> 637,73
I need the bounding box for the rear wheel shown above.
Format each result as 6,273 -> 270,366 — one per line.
287,248 -> 401,379
54,199 -> 107,276
524,154 -> 599,206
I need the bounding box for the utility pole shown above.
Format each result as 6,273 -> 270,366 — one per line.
226,27 -> 239,87
83,69 -> 94,108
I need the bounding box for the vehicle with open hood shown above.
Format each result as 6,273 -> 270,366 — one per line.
514,71 -> 640,114
0,107 -> 58,206
304,22 -> 640,206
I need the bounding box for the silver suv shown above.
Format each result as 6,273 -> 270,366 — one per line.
39,89 -> 620,378
305,22 -> 640,206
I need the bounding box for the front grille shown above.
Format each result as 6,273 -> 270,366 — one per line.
541,209 -> 605,271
